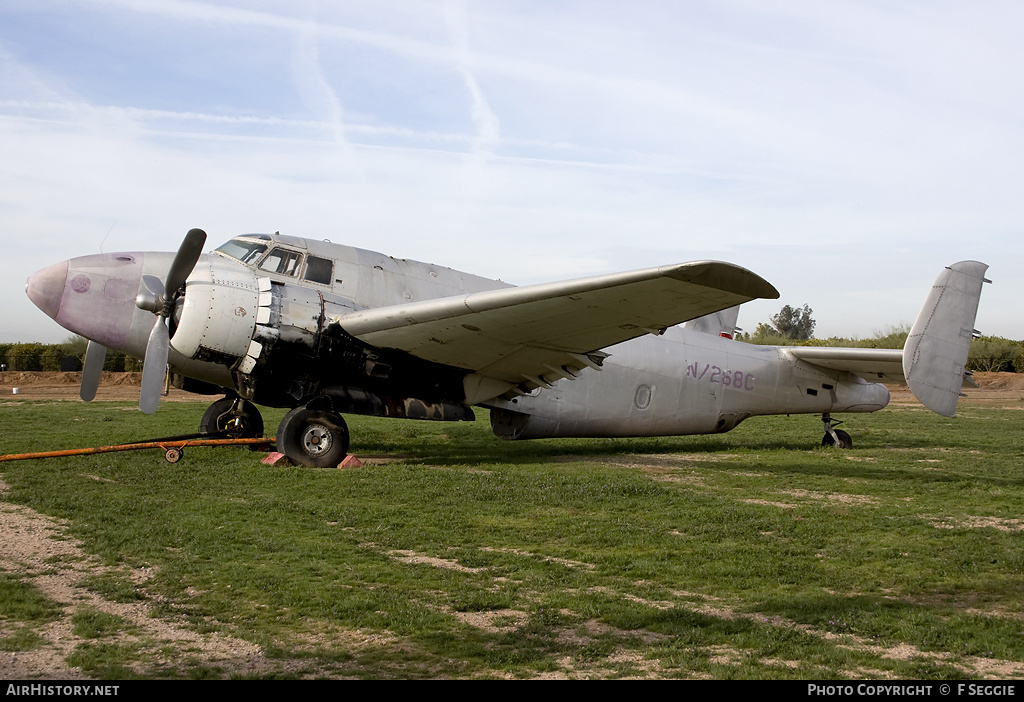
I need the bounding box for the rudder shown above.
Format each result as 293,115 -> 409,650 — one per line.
903,261 -> 990,416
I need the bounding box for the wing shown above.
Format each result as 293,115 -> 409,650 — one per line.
339,261 -> 779,403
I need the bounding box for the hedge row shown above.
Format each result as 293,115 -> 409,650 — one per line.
0,343 -> 142,372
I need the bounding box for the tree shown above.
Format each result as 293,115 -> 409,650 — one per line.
770,304 -> 816,340
968,336 -> 1022,373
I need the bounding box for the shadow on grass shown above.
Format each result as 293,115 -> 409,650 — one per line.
750,592 -> 1024,660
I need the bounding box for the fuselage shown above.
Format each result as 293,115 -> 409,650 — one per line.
486,327 -> 889,438
26,233 -> 889,438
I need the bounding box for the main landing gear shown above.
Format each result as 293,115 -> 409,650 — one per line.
820,413 -> 852,449
199,396 -> 351,467
199,397 -> 264,439
275,407 -> 350,468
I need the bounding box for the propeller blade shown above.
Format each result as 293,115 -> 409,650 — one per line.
80,341 -> 107,402
164,228 -> 207,299
140,318 -> 169,415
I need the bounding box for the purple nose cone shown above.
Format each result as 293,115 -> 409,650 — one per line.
26,260 -> 69,320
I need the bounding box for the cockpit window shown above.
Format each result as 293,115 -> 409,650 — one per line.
259,247 -> 303,276
215,239 -> 268,265
303,256 -> 333,285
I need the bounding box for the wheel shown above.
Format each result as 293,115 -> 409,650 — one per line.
821,429 -> 853,449
276,407 -> 350,467
200,398 -> 264,438
164,447 -> 183,463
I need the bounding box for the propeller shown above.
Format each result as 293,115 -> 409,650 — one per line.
80,340 -> 107,401
135,228 -> 207,414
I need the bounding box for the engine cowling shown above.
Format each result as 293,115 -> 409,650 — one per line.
171,257 -> 260,367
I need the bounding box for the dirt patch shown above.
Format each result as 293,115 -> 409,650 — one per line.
924,515 -> 1024,532
886,372 -> 1024,407
0,372 -> 210,402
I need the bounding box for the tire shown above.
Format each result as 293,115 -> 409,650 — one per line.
200,398 -> 264,438
821,429 -> 853,449
276,407 -> 350,468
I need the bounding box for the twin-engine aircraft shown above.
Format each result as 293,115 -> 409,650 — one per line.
25,229 -> 989,467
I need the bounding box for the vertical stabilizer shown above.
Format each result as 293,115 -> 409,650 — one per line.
682,305 -> 741,338
903,261 -> 990,416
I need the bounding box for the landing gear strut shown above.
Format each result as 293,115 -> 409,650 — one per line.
200,397 -> 264,438
820,413 -> 852,449
276,407 -> 350,468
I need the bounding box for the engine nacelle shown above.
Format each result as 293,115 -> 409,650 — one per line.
171,258 -> 260,367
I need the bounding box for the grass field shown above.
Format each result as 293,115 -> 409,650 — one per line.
1,397 -> 1023,679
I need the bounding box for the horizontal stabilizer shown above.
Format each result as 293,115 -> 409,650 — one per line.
903,261 -> 990,417
786,346 -> 905,383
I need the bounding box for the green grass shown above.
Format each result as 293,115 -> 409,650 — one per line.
0,398 -> 1022,678
0,570 -> 63,652
72,607 -> 139,639
0,571 -> 63,624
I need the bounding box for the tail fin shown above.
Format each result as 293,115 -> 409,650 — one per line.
903,261 -> 990,416
682,305 -> 741,338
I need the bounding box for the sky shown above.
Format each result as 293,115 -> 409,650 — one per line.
2,0 -> 1022,344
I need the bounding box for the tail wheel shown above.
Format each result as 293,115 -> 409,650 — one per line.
200,398 -> 264,438
276,407 -> 349,467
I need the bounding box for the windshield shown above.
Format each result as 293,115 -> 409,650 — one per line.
215,239 -> 268,265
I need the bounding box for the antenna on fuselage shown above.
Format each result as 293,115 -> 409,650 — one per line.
99,221 -> 118,253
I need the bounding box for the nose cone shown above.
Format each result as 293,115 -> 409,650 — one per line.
26,252 -> 147,350
26,260 -> 69,320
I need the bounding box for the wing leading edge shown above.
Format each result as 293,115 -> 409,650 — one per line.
338,260 -> 779,403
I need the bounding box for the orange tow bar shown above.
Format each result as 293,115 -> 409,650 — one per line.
0,436 -> 275,463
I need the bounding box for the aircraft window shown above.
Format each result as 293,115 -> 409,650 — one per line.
304,256 -> 333,285
215,239 -> 268,265
259,248 -> 304,276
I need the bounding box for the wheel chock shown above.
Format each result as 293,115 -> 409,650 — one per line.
261,452 -> 293,466
339,454 -> 363,468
